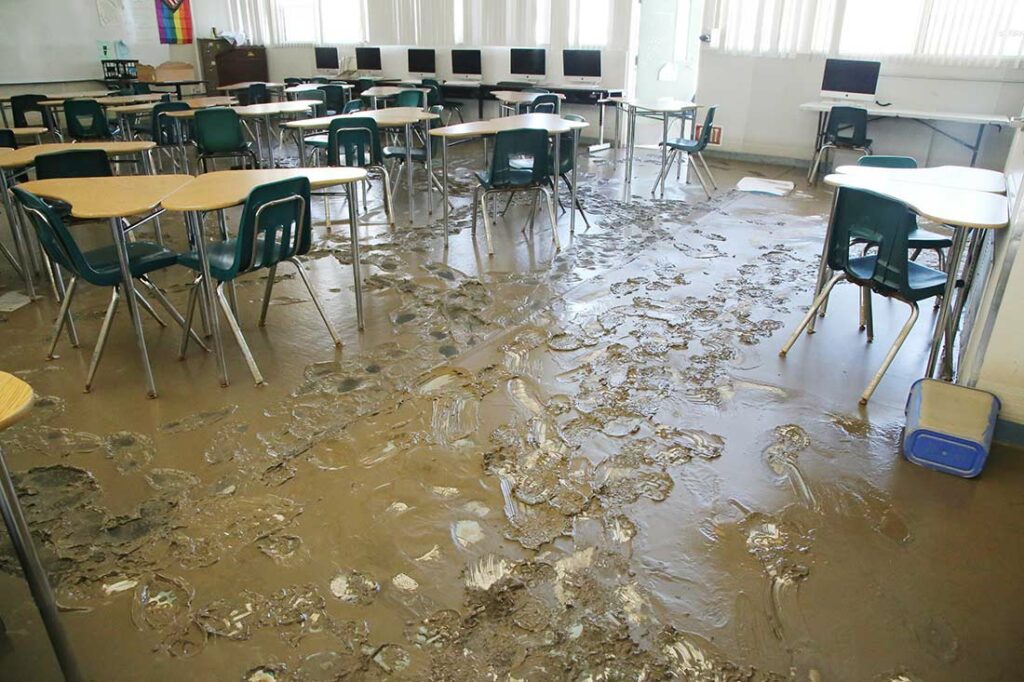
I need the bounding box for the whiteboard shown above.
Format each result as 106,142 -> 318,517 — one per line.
0,0 -> 172,84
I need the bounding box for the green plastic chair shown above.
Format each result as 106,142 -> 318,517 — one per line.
780,187 -> 946,404
420,80 -> 442,107
856,155 -> 952,267
318,85 -> 347,114
64,99 -> 113,141
239,83 -> 270,106
311,77 -> 330,84
527,93 -> 559,114
343,100 -> 363,114
395,89 -> 426,109
506,114 -> 590,228
177,177 -> 340,385
0,130 -> 14,149
131,82 -> 152,94
11,95 -> 50,129
473,128 -> 559,256
12,187 -> 194,391
284,78 -> 303,87
300,88 -> 327,117
808,106 -> 873,183
659,105 -> 718,199
357,78 -> 376,96
194,108 -> 259,172
382,105 -> 449,204
34,149 -> 112,221
150,101 -> 190,144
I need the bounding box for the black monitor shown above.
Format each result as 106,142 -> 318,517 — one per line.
314,47 -> 339,71
510,48 -> 545,77
451,49 -> 482,76
563,49 -> 601,79
408,48 -> 436,75
356,47 -> 383,72
820,58 -> 880,101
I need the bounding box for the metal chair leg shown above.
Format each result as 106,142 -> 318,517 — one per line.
139,277 -> 208,352
178,278 -> 200,359
377,166 -> 396,228
500,192 -> 517,217
697,152 -> 718,189
85,287 -> 120,392
690,159 -> 713,199
541,186 -> 560,252
479,190 -> 495,256
46,276 -> 78,359
258,265 -> 276,327
471,186 -> 481,233
216,283 -> 264,386
863,287 -> 874,342
860,301 -> 919,405
133,288 -> 167,327
290,258 -> 341,347
0,449 -> 83,682
527,190 -> 540,234
50,264 -> 80,348
779,273 -> 845,355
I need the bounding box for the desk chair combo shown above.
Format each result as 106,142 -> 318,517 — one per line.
808,106 -> 872,184
0,372 -> 84,681
656,105 -> 719,199
779,187 -> 947,404
472,128 -> 560,256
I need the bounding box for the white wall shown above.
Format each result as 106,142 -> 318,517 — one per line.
695,51 -> 1024,169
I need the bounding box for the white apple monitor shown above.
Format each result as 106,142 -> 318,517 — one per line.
820,58 -> 880,102
563,49 -> 600,84
314,46 -> 340,76
510,48 -> 545,83
451,49 -> 482,82
408,48 -> 436,78
355,46 -> 383,76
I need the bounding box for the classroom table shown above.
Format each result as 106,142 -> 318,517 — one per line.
490,91 -> 565,116
833,164 -> 1007,194
800,102 -> 1011,167
14,174 -> 193,397
233,101 -> 316,168
820,172 -> 1009,382
0,140 -> 157,299
146,79 -> 207,100
216,82 -> 286,99
37,93 -> 166,140
284,83 -> 354,101
107,96 -> 237,146
359,86 -> 431,109
429,113 -> 590,243
599,97 -> 700,198
161,168 -> 369,386
0,90 -> 114,127
5,127 -> 47,144
283,107 -> 440,222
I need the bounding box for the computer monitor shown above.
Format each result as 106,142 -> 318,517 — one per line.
451,49 -> 482,79
314,46 -> 339,74
356,46 -> 383,73
510,48 -> 545,81
820,58 -> 880,102
563,49 -> 600,83
408,48 -> 436,76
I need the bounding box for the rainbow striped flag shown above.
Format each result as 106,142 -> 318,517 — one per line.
155,0 -> 193,44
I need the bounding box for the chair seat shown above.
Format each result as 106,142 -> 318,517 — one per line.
382,145 -> 428,162
304,134 -> 328,148
847,256 -> 947,300
178,237 -> 293,283
474,169 -> 538,189
907,228 -> 953,249
82,242 -> 180,286
827,136 -> 872,149
663,137 -> 701,152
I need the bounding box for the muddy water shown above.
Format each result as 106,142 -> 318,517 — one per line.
0,143 -> 1022,681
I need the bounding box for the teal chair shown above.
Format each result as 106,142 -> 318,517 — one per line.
320,117 -> 395,226
856,156 -> 952,268
299,88 -> 327,117
194,108 -> 260,172
34,149 -> 113,223
343,100 -> 363,114
395,89 -> 427,109
311,77 -> 330,84
658,105 -> 718,199
527,93 -> 559,114
318,85 -> 347,114
780,187 -> 946,404
472,128 -> 559,256
11,94 -> 59,138
64,99 -> 113,141
239,83 -> 269,106
383,105 -> 448,203
131,82 -> 152,94
422,79 -> 463,123
12,187 -> 199,391
177,177 -> 340,385
808,106 -> 872,183
284,78 -> 303,87
0,130 -> 14,149
149,101 -> 191,172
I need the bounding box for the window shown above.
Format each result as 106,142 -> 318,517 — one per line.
228,0 -> 367,46
568,0 -> 611,47
321,0 -> 367,45
708,0 -> 1024,66
275,0 -> 316,45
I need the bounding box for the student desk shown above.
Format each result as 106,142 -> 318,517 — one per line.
430,113 -> 590,243
107,96 -> 237,141
216,82 -> 286,99
0,90 -> 114,128
146,79 -> 207,100
821,171 -> 1009,382
283,107 -> 440,222
833,164 -> 1007,194
5,127 -> 47,144
37,93 -> 165,139
599,97 -> 701,198
14,174 -> 193,397
0,140 -> 157,299
233,101 -> 316,168
800,102 -> 1011,167
359,86 -> 432,110
490,91 -> 565,116
162,168 -> 368,386
284,83 -> 354,101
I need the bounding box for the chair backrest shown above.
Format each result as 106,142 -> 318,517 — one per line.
234,177 -> 312,273
318,85 -> 346,113
11,94 -> 47,128
311,77 -> 330,84
395,90 -> 426,109
857,155 -> 918,169
828,187 -> 917,296
422,79 -> 443,106
530,93 -> 559,114
300,89 -> 327,117
150,101 -> 191,145
284,78 -> 303,86
825,106 -> 869,147
64,99 -> 112,140
194,108 -> 247,154
343,100 -> 363,113
357,78 -> 376,94
0,129 -> 15,149
34,149 -> 112,180
693,105 -> 717,150
131,82 -> 152,94
554,114 -> 586,175
488,128 -> 550,187
11,187 -> 97,282
327,116 -> 383,167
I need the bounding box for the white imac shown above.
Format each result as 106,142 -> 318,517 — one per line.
355,46 -> 383,76
563,49 -> 600,85
820,58 -> 880,102
451,49 -> 482,82
314,46 -> 340,76
408,48 -> 436,78
510,48 -> 545,83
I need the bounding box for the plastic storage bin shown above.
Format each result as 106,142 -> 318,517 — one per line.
903,378 -> 1000,478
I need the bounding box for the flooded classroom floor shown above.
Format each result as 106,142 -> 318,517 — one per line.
0,141 -> 1022,681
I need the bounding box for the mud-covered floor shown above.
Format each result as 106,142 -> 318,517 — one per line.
0,140 -> 1022,681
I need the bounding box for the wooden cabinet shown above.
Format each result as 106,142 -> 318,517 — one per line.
197,40 -> 268,89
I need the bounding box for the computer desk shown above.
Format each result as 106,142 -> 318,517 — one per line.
800,101 -> 1011,167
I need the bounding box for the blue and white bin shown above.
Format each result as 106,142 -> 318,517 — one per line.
903,378 -> 1001,478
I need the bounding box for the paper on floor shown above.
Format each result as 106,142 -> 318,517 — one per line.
737,177 -> 795,196
0,291 -> 31,313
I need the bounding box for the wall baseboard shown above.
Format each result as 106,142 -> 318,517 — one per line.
703,149 -> 810,169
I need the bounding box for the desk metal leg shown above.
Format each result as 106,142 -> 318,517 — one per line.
404,122 -> 414,224
264,115 -> 276,168
570,128 -> 579,235
424,119 -> 434,217
140,151 -> 163,245
623,107 -> 636,199
656,112 -> 669,198
807,189 -> 841,334
346,183 -> 364,330
0,170 -> 34,298
926,227 -> 969,378
939,229 -> 986,380
109,217 -> 156,397
442,137 -> 450,246
188,210 -> 228,386
553,132 -> 561,228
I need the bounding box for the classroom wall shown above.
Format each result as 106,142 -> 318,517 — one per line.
695,51 -> 1024,169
